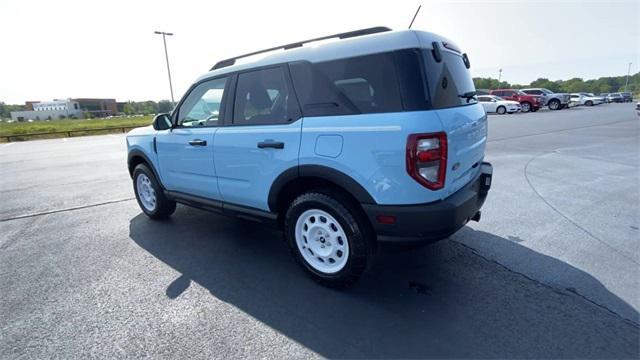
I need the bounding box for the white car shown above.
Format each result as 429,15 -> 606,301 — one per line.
570,93 -> 604,107
477,95 -> 521,114
580,93 -> 605,106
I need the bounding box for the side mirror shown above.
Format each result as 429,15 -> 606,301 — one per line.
492,99 -> 497,102
153,113 -> 172,130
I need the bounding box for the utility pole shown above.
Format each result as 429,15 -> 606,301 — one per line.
154,31 -> 175,104
408,5 -> 421,29
624,62 -> 632,92
498,68 -> 503,82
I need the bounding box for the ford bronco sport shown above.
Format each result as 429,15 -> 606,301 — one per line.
127,27 -> 493,287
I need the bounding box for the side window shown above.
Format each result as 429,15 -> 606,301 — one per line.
290,52 -> 409,117
314,53 -> 403,114
233,67 -> 296,125
177,77 -> 228,127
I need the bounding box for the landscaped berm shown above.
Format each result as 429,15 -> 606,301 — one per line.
0,116 -> 153,142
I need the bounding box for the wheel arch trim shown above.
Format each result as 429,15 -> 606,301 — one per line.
267,165 -> 376,212
127,149 -> 165,189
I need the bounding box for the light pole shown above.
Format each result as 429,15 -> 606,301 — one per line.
624,62 -> 632,92
154,31 -> 175,104
498,68 -> 503,82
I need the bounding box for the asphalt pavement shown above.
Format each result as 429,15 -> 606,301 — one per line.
1,103 -> 638,358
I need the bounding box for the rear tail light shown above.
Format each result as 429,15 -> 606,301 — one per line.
406,132 -> 447,190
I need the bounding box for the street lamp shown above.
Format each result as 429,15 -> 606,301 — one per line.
624,62 -> 632,92
154,31 -> 175,104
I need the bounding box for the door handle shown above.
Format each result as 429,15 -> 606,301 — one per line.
257,141 -> 284,149
188,139 -> 207,146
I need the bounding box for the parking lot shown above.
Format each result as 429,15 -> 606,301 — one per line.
1,103 -> 638,358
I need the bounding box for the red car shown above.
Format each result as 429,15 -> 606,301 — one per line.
490,89 -> 543,113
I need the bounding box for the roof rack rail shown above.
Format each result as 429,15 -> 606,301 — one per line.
210,26 -> 392,71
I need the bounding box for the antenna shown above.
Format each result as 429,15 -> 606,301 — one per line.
408,5 -> 422,29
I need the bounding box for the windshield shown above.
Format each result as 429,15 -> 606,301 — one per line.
517,90 -> 528,96
540,88 -> 553,94
423,49 -> 477,108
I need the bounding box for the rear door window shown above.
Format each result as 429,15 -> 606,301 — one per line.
232,66 -> 299,125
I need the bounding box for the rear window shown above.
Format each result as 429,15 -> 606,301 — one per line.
422,50 -> 477,108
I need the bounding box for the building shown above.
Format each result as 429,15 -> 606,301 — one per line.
72,98 -> 118,117
11,99 -> 83,121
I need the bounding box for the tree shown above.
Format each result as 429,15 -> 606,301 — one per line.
157,100 -> 173,113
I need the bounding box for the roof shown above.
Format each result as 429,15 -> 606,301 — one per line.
195,29 -> 457,83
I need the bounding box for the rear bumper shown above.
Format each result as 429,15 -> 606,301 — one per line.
363,162 -> 493,244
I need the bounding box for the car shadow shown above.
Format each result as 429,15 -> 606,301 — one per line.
128,207 -> 639,358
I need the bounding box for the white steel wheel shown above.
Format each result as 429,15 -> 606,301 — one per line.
136,173 -> 157,211
294,209 -> 349,274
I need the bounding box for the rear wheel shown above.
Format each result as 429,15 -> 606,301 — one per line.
496,106 -> 507,115
548,99 -> 561,110
521,102 -> 531,113
133,164 -> 176,219
284,191 -> 373,288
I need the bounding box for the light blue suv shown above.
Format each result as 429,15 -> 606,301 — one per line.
127,27 -> 492,287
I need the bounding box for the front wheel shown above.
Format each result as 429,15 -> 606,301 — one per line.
284,191 -> 373,288
521,102 -> 531,113
548,99 -> 561,110
496,106 -> 507,115
586,100 -> 593,106
133,164 -> 176,219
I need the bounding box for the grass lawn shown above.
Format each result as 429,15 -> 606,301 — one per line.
0,116 -> 153,142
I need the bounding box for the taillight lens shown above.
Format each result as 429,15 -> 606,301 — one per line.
406,132 -> 447,190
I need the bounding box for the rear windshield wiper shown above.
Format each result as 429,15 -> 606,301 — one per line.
458,91 -> 477,103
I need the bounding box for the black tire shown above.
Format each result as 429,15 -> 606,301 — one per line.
521,102 -> 531,113
133,164 -> 176,220
585,100 -> 593,106
548,99 -> 561,110
284,190 -> 374,288
496,106 -> 507,115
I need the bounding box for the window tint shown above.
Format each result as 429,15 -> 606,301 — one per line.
178,77 -> 228,127
313,52 -> 403,114
233,67 -> 296,125
290,51 -> 425,116
423,49 -> 477,108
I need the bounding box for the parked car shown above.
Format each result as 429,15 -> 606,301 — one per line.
489,89 -> 542,112
608,93 -> 624,103
569,93 -> 585,107
599,93 -> 611,103
636,102 -> 640,116
478,95 -> 521,114
126,27 -> 493,287
521,88 -> 571,110
621,92 -> 633,102
577,93 -> 605,106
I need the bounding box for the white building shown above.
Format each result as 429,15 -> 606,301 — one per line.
11,99 -> 84,121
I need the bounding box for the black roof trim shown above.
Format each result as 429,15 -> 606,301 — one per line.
210,26 -> 392,71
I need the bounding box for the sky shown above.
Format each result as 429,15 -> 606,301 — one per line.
0,0 -> 638,104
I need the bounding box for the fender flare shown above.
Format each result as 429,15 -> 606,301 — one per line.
127,149 -> 164,189
267,165 -> 376,211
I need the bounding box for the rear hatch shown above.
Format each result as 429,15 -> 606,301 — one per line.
422,45 -> 487,197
